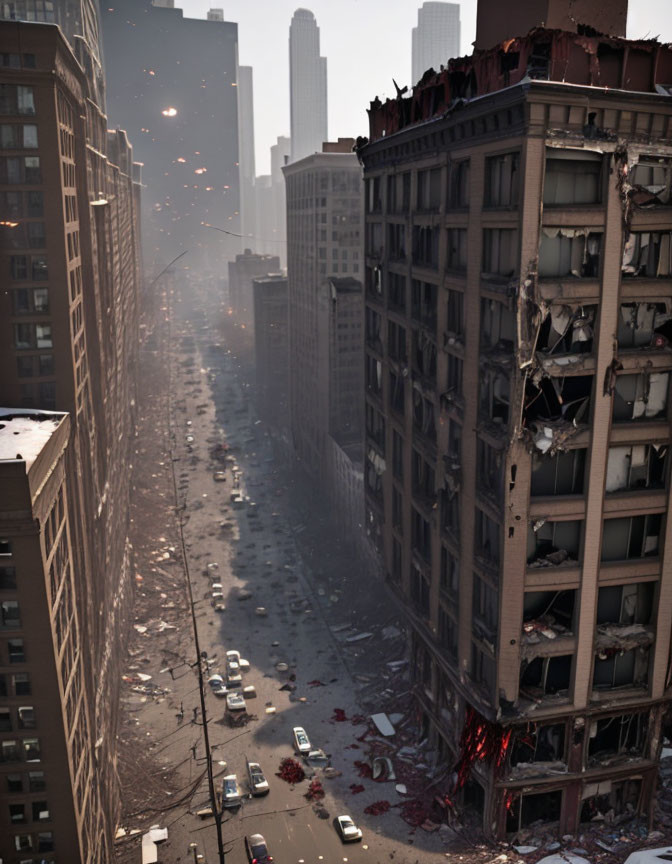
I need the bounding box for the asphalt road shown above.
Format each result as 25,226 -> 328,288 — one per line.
161,279 -> 428,864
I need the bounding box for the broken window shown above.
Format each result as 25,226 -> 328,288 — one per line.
412,225 -> 439,268
527,519 -> 582,567
593,648 -> 649,690
365,307 -> 382,352
588,713 -> 647,766
446,228 -> 467,272
417,167 -> 442,211
441,489 -> 459,536
389,370 -> 405,415
387,271 -> 406,311
412,389 -> 436,441
623,231 -> 672,278
446,352 -> 463,397
520,655 -> 572,696
471,642 -> 496,695
392,428 -> 403,480
439,605 -> 458,659
507,789 -> 563,833
617,302 -> 672,349
472,574 -> 498,644
543,150 -> 602,205
596,583 -> 655,626
446,289 -> 464,337
523,590 -> 576,634
510,723 -> 566,767
448,160 -> 470,209
476,439 -> 503,498
580,778 -> 643,824
482,228 -> 518,279
628,158 -> 672,207
539,229 -> 601,278
480,298 -> 516,352
479,368 -> 510,426
601,514 -> 662,561
410,563 -> 431,617
524,374 -> 592,424
366,404 -> 386,453
411,280 -> 437,330
365,448 -> 385,500
537,305 -> 595,354
411,508 -> 431,564
387,320 -> 407,362
412,329 -> 437,383
387,222 -> 406,261
412,449 -> 435,503
531,449 -> 586,496
365,353 -> 382,396
612,372 -> 669,422
474,508 -> 500,567
605,444 -> 667,492
484,152 -> 520,207
440,546 -> 459,599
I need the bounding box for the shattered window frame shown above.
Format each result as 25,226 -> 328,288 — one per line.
411,328 -> 437,383
520,654 -> 573,697
536,304 -> 596,355
612,371 -> 669,423
482,227 -> 519,280
628,157 -> 672,208
472,572 -> 498,644
479,366 -> 510,427
538,229 -> 602,279
446,227 -> 467,273
409,562 -> 431,618
474,508 -> 500,569
617,301 -> 672,349
480,296 -> 516,352
476,438 -> 504,499
506,788 -> 563,833
622,231 -> 672,278
592,647 -> 650,691
470,641 -> 496,698
527,519 -> 583,567
605,444 -> 667,493
579,778 -> 643,825
509,722 -> 567,768
587,712 -> 648,765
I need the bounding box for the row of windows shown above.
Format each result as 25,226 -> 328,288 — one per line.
0,84 -> 35,116
0,704 -> 36,729
14,322 -> 52,350
0,737 -> 40,762
0,672 -> 30,696
9,253 -> 48,280
0,52 -> 37,69
2,220 -> 46,249
9,799 -> 50,823
1,189 -> 43,217
0,122 -> 38,148
0,154 -> 41,183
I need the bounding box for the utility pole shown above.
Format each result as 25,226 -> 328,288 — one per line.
165,276 -> 226,864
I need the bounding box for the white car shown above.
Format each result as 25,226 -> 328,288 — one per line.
335,815 -> 363,842
226,650 -> 241,664
222,774 -> 241,808
226,691 -> 246,711
247,761 -> 269,796
214,602 -> 226,613
210,582 -> 223,591
227,661 -> 242,685
293,726 -> 311,753
207,674 -> 226,697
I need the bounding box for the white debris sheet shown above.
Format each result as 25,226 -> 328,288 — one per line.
141,825 -> 168,863
371,712 -> 395,736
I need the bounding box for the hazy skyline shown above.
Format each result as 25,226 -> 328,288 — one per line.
178,0 -> 672,175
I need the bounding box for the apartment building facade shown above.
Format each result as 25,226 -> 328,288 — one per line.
228,249 -> 281,331
360,23 -> 672,838
253,274 -> 289,431
0,19 -> 141,862
0,411 -> 88,863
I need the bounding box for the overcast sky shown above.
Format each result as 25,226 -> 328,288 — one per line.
179,0 -> 672,176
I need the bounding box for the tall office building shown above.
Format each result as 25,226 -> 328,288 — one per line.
271,135 -> 291,267
360,0 -> 672,838
0,13 -> 141,862
253,274 -> 290,431
101,0 -> 240,266
283,140 -> 363,490
238,64 -> 256,246
289,8 -> 327,164
411,2 -> 460,86
228,249 -> 280,331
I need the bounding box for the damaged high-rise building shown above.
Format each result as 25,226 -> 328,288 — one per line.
0,12 -> 141,861
359,0 -> 672,839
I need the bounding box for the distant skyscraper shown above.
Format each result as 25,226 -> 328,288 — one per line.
412,1 -> 460,85
238,65 -> 256,246
271,135 -> 291,267
289,8 -> 327,163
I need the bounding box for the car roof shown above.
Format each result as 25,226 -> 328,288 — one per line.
293,726 -> 306,733
249,833 -> 266,844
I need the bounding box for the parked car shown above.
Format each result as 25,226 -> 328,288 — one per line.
247,761 -> 269,796
226,691 -> 246,711
213,471 -> 226,482
226,650 -> 241,664
244,833 -> 272,863
221,774 -> 241,808
227,661 -> 242,685
210,582 -> 223,591
213,602 -> 226,613
292,726 -> 311,753
207,674 -> 226,697
335,814 -> 363,842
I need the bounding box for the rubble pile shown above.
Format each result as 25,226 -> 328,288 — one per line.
305,779 -> 325,801
364,800 -> 391,815
276,757 -> 305,784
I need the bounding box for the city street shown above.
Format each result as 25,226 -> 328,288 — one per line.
115,276 -> 473,864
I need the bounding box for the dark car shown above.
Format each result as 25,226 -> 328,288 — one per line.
244,833 -> 272,864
